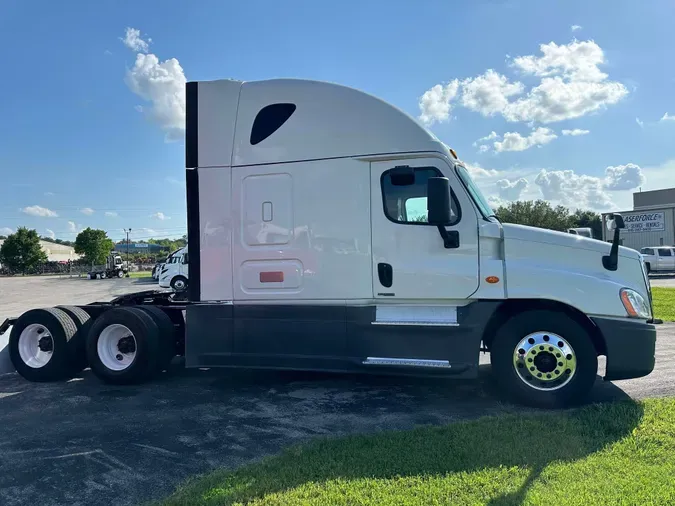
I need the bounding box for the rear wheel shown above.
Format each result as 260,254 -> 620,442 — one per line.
55,305 -> 92,372
86,307 -> 161,385
490,310 -> 598,408
137,306 -> 176,371
100,272 -> 106,279
9,308 -> 79,382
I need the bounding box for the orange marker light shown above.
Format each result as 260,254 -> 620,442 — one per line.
485,276 -> 500,284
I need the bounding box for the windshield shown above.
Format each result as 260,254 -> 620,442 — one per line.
455,164 -> 495,218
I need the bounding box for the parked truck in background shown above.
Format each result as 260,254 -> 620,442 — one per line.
158,246 -> 188,292
88,253 -> 128,279
640,246 -> 675,274
0,78 -> 658,408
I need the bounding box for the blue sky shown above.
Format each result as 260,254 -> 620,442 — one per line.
0,0 -> 673,241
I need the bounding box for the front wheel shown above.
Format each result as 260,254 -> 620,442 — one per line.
490,310 -> 598,408
117,269 -> 125,278
171,276 -> 188,292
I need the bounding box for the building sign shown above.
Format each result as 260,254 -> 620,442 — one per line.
623,212 -> 665,233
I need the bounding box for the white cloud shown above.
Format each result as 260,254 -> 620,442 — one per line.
21,205 -> 58,218
125,53 -> 187,142
45,229 -> 55,239
131,228 -> 158,239
511,39 -> 607,82
68,221 -> 82,234
496,177 -> 529,200
0,227 -> 14,235
534,169 -> 614,209
478,144 -> 490,153
80,207 -> 94,215
44,191 -> 55,196
420,39 -> 628,126
494,127 -> 558,152
571,25 -> 582,32
636,117 -> 644,128
105,211 -> 118,217
661,112 -> 675,122
464,162 -> 499,179
418,80 -> 460,125
562,128 -> 590,136
604,163 -> 645,191
121,27 -> 150,53
460,70 -> 524,117
122,28 -> 186,142
532,163 -> 645,210
151,212 -> 170,220
473,131 -> 498,146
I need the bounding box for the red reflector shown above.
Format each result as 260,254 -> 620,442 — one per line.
260,271 -> 284,283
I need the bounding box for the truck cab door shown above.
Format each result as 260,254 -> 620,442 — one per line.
370,158 -> 479,300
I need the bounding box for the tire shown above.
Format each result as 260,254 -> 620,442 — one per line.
55,305 -> 92,372
170,276 -> 188,292
137,306 -> 176,372
490,309 -> 598,409
117,270 -> 125,278
86,307 -> 162,385
100,272 -> 106,279
9,308 -> 79,382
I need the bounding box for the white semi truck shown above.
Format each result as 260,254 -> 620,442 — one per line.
0,78 -> 658,408
88,253 -> 128,279
158,246 -> 189,291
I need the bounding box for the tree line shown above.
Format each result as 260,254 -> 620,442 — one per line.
0,227 -> 186,275
494,200 -> 603,239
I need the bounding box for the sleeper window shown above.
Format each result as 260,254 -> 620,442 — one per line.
381,167 -> 460,225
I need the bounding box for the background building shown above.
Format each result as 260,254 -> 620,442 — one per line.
113,242 -> 164,254
0,239 -> 81,262
602,188 -> 675,251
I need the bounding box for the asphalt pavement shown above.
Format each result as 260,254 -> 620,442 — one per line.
0,323 -> 673,506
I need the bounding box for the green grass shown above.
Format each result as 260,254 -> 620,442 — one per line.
155,398 -> 675,506
651,287 -> 675,321
128,271 -> 153,279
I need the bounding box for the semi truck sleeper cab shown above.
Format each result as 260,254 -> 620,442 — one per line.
0,78 -> 657,408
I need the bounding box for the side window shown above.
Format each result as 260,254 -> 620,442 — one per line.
659,249 -> 672,257
183,253 -> 189,264
381,167 -> 460,225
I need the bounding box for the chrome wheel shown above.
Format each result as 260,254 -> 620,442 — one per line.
97,324 -> 137,371
18,324 -> 54,368
173,278 -> 186,291
513,331 -> 577,391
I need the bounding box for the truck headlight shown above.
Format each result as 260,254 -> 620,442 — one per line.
620,288 -> 652,319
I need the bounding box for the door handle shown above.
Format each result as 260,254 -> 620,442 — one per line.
377,263 -> 393,288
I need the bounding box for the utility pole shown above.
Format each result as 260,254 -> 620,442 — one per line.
124,228 -> 132,277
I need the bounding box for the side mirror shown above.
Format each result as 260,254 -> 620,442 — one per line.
427,177 -> 452,225
606,213 -> 626,231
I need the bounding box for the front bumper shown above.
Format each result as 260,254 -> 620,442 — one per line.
592,316 -> 657,381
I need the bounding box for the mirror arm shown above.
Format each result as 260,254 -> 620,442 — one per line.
436,225 -> 460,249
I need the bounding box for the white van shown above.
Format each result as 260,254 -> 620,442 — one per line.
158,246 -> 188,291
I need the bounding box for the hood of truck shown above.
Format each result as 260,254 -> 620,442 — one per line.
501,223 -> 641,260
500,223 -> 649,319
